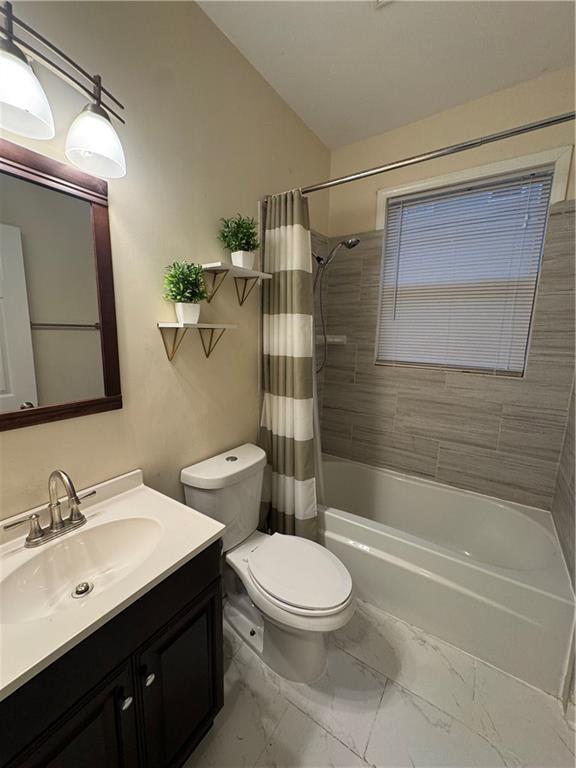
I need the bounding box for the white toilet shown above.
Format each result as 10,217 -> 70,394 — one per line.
181,443 -> 355,682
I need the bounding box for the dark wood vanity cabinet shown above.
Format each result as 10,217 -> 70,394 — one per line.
0,541 -> 223,768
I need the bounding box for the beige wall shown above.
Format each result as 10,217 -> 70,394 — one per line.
328,68 -> 575,235
0,2 -> 330,519
0,173 -> 104,405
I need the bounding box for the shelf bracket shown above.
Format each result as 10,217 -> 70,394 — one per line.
159,326 -> 188,361
198,327 -> 227,358
158,322 -> 235,361
233,276 -> 260,306
205,270 -> 229,303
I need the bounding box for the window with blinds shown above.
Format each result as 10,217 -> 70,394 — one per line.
376,168 -> 553,375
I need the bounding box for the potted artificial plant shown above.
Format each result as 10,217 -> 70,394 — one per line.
163,261 -> 207,324
218,213 -> 260,270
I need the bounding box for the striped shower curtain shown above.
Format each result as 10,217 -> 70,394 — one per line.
260,190 -> 318,540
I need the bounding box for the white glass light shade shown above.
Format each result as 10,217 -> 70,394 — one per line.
65,104 -> 126,179
0,40 -> 54,139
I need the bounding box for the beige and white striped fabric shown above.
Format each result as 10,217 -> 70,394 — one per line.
260,191 -> 318,540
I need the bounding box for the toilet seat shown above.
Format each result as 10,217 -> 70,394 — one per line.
247,533 -> 353,617
247,572 -> 353,617
226,531 -> 356,633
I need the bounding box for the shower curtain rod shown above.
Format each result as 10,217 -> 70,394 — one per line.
284,111 -> 575,197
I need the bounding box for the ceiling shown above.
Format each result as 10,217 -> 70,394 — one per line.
199,1 -> 575,148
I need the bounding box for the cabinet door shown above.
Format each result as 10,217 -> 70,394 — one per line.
137,582 -> 222,768
13,665 -> 139,768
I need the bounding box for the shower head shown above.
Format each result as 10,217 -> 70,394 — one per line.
314,236 -> 361,271
318,236 -> 361,267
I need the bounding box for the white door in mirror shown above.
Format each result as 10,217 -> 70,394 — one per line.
0,224 -> 38,412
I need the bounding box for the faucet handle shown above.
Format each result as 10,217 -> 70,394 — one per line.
78,490 -> 96,502
3,513 -> 44,544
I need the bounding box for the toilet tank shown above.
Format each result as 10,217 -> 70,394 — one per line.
180,443 -> 267,551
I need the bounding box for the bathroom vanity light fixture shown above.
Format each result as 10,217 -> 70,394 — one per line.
65,76 -> 126,179
0,1 -> 126,179
0,10 -> 53,138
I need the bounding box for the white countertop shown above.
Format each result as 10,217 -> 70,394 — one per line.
0,470 -> 224,702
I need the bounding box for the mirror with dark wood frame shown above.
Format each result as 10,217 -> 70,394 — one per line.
0,138 -> 121,431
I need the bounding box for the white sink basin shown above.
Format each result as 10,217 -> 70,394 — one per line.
0,517 -> 162,624
0,470 -> 224,702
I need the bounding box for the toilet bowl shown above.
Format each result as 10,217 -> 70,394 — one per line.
180,444 -> 355,682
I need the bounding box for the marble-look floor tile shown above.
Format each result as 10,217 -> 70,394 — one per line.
334,601 -> 476,726
184,644 -> 287,768
472,662 -> 575,768
279,642 -> 387,757
255,703 -> 370,768
365,682 -> 507,768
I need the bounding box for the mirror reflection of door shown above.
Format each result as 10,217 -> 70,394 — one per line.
0,224 -> 38,412
0,172 -> 105,412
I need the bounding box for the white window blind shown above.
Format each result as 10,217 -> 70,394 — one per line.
376,168 -> 553,375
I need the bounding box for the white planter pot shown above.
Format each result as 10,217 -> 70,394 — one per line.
231,251 -> 255,270
175,302 -> 201,325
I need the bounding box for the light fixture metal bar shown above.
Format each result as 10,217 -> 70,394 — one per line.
0,1 -> 124,122
2,5 -> 124,110
295,111 -> 576,195
6,30 -> 125,123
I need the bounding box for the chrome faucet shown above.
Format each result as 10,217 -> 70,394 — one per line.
4,470 -> 95,547
48,469 -> 82,530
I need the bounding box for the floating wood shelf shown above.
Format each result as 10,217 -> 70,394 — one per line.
202,261 -> 272,306
158,322 -> 237,360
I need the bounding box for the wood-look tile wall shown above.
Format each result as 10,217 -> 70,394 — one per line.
552,380 -> 575,585
317,200 -> 575,512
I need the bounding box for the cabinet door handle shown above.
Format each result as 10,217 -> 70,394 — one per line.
120,695 -> 133,711
145,673 -> 156,688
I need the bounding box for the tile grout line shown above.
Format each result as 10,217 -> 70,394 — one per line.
362,675 -> 389,764
284,696 -> 370,763
250,699 -> 290,768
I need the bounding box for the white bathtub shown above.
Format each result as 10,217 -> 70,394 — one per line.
319,456 -> 575,698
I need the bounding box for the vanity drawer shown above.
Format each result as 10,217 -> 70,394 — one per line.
1,540 -> 222,767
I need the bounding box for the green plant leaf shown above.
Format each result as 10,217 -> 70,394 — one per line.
163,262 -> 208,303
217,213 -> 260,252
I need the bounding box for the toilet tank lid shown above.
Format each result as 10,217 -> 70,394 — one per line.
180,443 -> 267,489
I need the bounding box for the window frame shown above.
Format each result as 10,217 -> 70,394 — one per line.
373,146 -> 573,375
